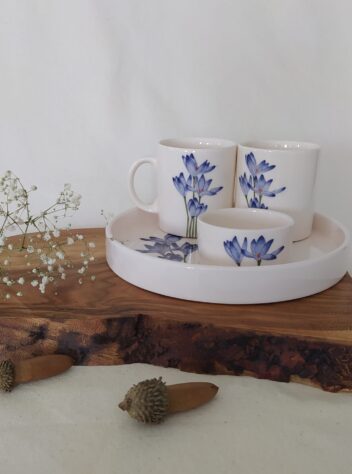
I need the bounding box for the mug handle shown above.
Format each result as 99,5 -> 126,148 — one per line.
128,158 -> 158,213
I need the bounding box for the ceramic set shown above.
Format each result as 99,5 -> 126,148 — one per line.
106,138 -> 350,304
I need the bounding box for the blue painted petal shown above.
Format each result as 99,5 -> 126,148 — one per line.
223,238 -> 242,264
262,191 -> 276,197
250,238 -> 258,256
241,237 -> 248,252
261,245 -> 285,260
260,254 -> 277,260
245,152 -> 257,176
242,248 -> 254,258
271,245 -> 285,257
198,174 -> 206,191
263,178 -> 273,190
199,160 -> 216,174
257,160 -> 275,173
199,203 -> 208,215
182,154 -> 198,176
205,186 -> 223,196
239,173 -> 251,195
262,238 -> 274,254
165,234 -> 182,243
271,186 -> 286,195
224,240 -> 234,259
249,197 -> 260,208
205,178 -> 212,189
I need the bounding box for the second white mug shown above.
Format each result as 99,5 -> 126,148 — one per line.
129,138 -> 237,238
235,141 -> 319,241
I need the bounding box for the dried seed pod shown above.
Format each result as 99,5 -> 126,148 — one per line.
0,360 -> 15,392
119,377 -> 169,424
0,355 -> 74,392
119,377 -> 219,424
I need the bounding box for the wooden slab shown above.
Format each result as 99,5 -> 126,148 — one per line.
0,228 -> 351,392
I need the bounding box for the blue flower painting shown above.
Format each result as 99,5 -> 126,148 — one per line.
239,152 -> 286,209
224,234 -> 284,266
173,153 -> 223,238
138,234 -> 198,262
223,236 -> 248,266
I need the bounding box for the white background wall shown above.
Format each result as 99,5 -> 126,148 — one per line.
0,0 -> 351,239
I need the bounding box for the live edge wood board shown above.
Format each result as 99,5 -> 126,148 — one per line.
0,229 -> 351,392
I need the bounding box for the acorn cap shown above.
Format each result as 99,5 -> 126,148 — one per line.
0,359 -> 15,392
119,377 -> 169,424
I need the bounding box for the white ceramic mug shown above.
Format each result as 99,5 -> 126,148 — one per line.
129,138 -> 237,238
234,141 -> 319,241
198,208 -> 294,266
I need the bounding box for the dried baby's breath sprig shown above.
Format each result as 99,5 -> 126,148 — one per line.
0,171 -> 96,299
100,209 -> 114,226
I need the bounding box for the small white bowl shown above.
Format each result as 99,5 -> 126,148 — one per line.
198,208 -> 294,266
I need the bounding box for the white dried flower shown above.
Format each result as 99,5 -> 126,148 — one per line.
16,291 -> 23,297
39,276 -> 49,294
0,171 -> 95,300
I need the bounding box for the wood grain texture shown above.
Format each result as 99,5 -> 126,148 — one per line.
0,228 -> 351,392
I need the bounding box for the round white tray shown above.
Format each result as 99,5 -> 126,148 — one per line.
105,208 -> 350,304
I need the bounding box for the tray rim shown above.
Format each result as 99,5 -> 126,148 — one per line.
105,208 -> 350,304
106,209 -> 350,273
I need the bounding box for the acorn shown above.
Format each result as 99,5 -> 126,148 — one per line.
0,355 -> 74,392
119,377 -> 219,424
0,360 -> 15,392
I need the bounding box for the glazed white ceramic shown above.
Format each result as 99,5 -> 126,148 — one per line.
234,141 -> 320,241
129,138 -> 237,238
198,208 -> 294,266
105,208 -> 350,305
